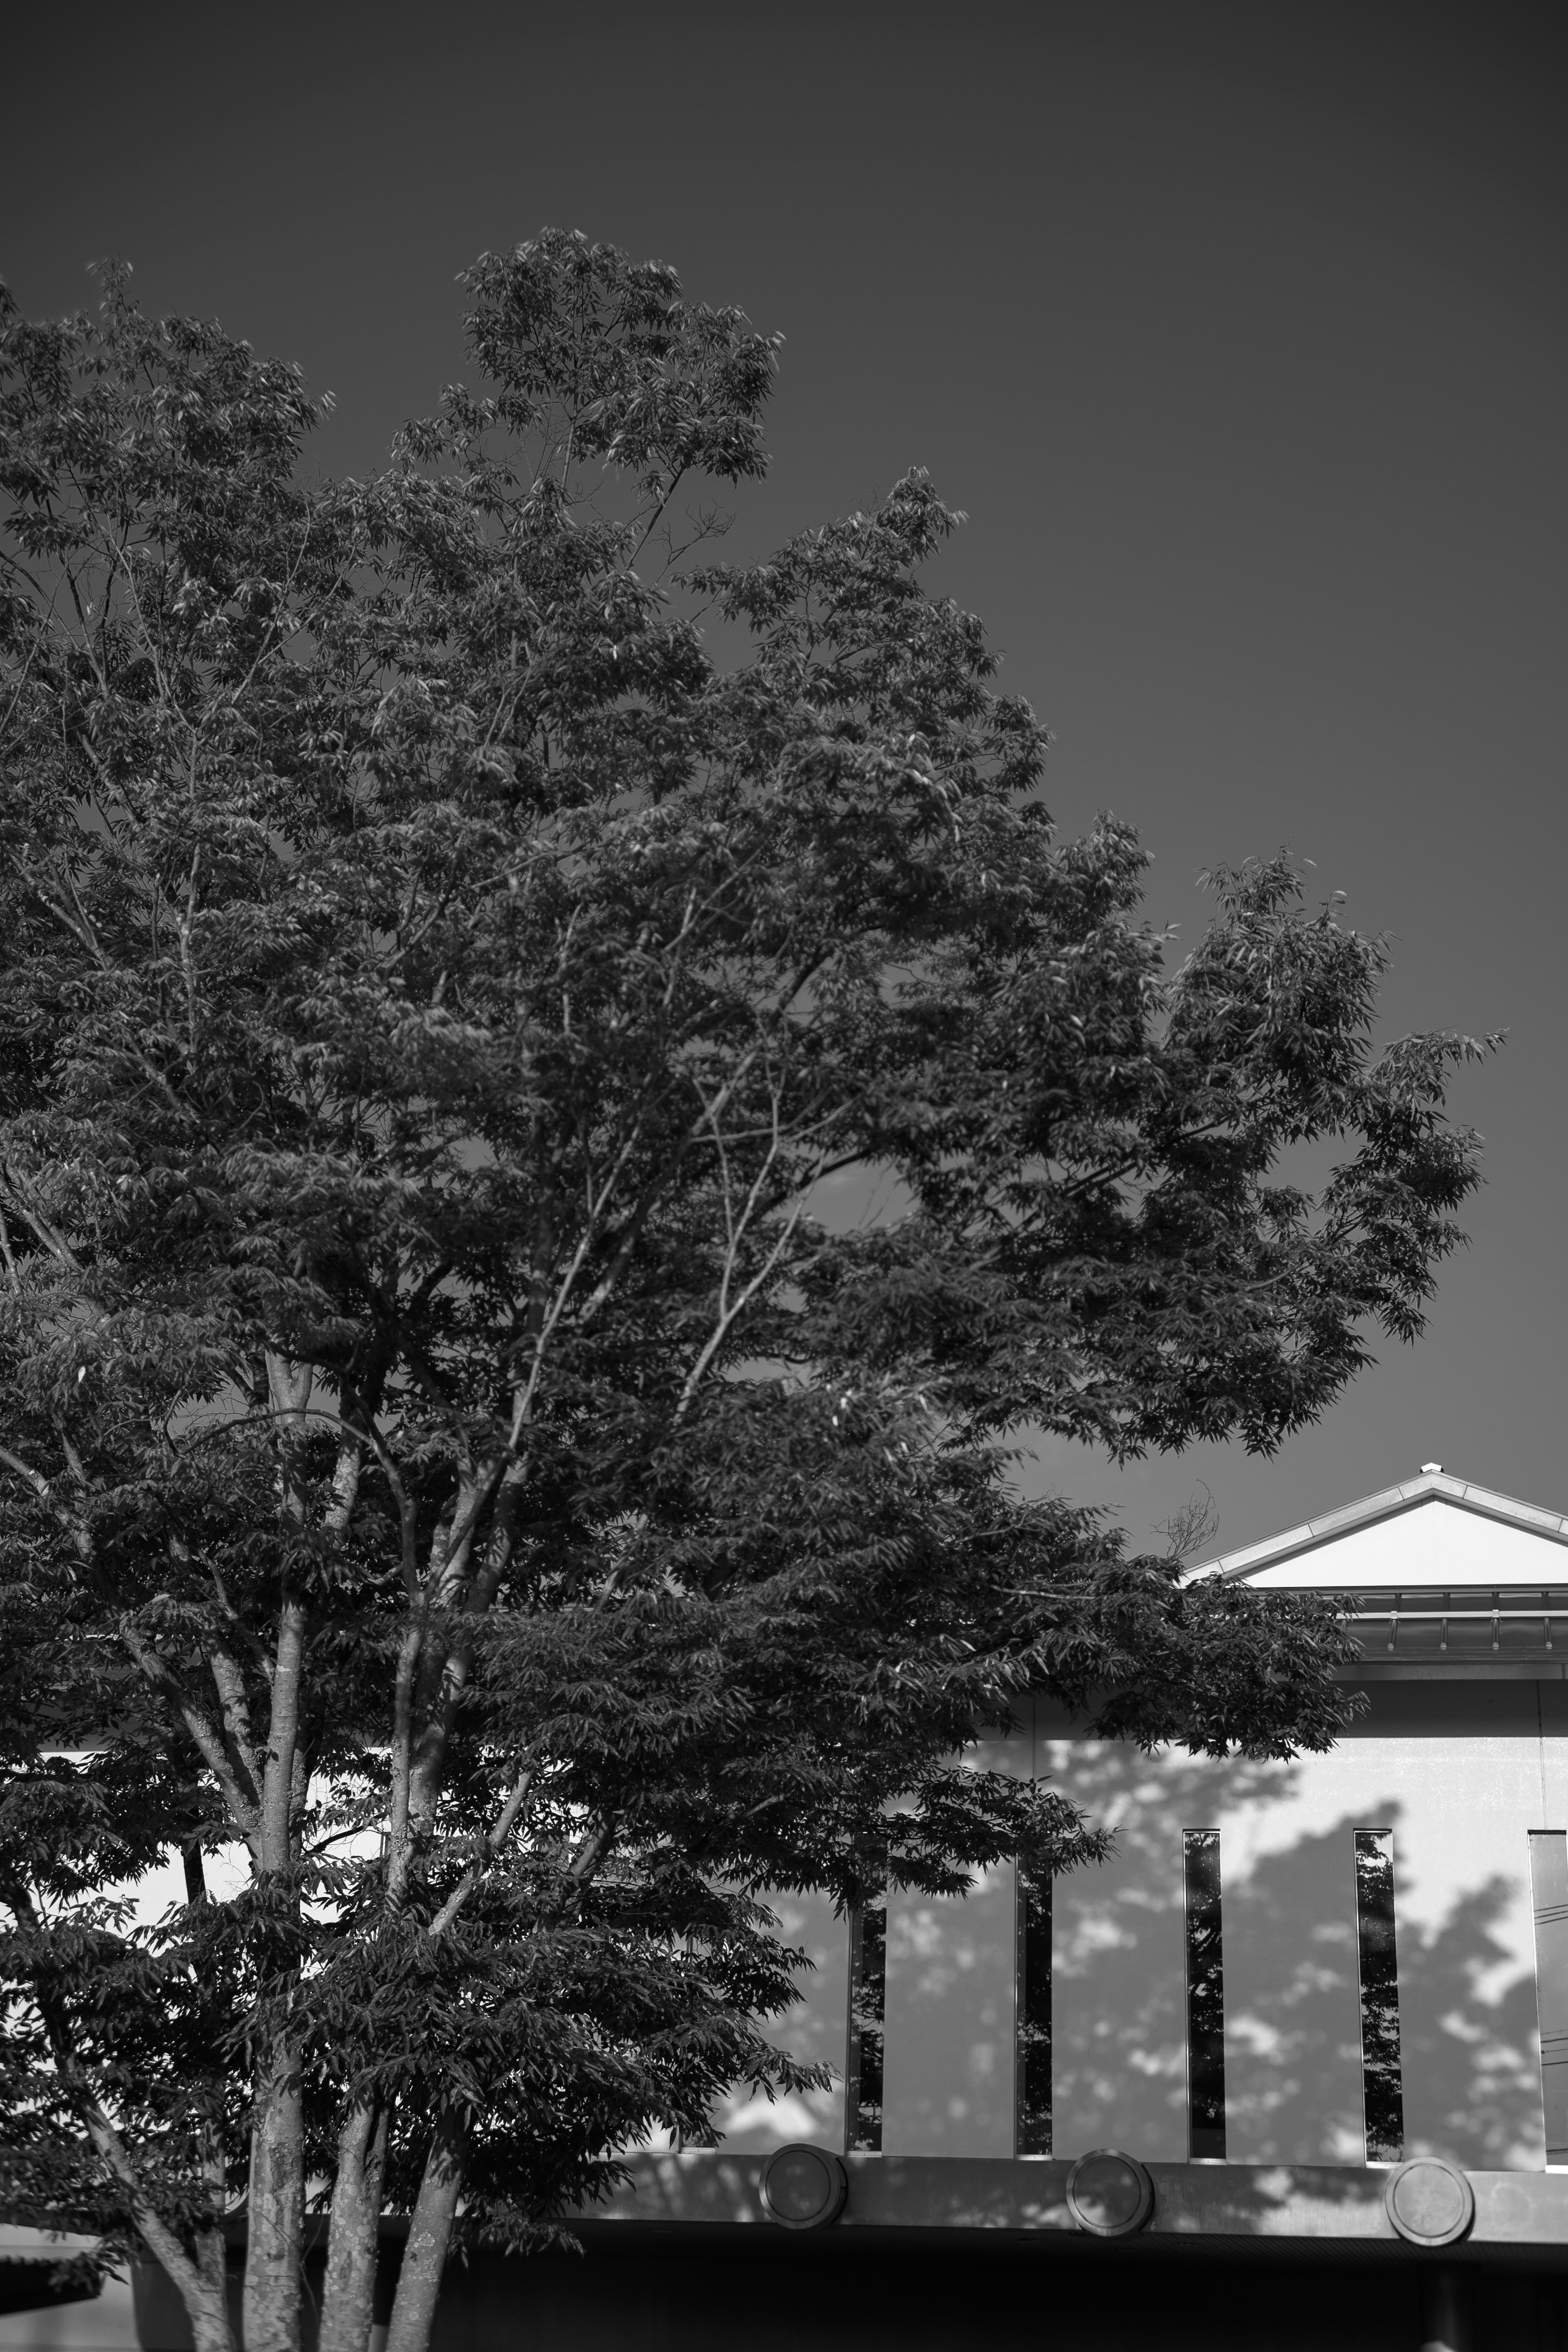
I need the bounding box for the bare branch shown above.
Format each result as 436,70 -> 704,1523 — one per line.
673,1071 -> 817,1421
0,1165 -> 83,1269
115,1618 -> 263,1851
425,1757 -> 539,1940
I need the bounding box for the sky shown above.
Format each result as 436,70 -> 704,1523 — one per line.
4,0 -> 1565,1560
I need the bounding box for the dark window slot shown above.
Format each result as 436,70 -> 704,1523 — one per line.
1354,1829 -> 1405,2163
1183,1829 -> 1227,2160
1016,1866 -> 1051,2155
845,1856 -> 886,2153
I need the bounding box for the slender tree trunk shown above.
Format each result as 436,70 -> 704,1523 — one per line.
243,2036 -> 304,2352
7,1871 -> 238,2352
318,2101 -> 390,2352
183,2287 -> 234,2352
181,2223 -> 235,2352
182,1829 -> 235,2351
381,2118 -> 466,2352
120,2188 -> 234,2352
245,1542 -> 308,2352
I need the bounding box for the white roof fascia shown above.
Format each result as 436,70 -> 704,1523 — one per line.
1191,1470 -> 1568,1584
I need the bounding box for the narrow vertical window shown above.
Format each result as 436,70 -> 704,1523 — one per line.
1183,1829 -> 1227,2160
845,1858 -> 886,2153
1355,1829 -> 1405,2163
1016,1865 -> 1051,2155
1529,1830 -> 1568,2163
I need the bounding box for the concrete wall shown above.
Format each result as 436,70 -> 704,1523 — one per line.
1045,1729 -> 1190,2161
77,1521 -> 1568,2187
882,1862 -> 1018,2156
709,1890 -> 850,2154
882,1729 -> 1026,2158
732,1682 -> 1568,2170
1044,1684 -> 1561,2169
96,1690 -> 1567,2178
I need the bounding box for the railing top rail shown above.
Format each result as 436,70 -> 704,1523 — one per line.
1339,1589 -> 1568,1609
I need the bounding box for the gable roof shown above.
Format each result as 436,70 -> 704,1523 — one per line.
1192,1467 -> 1568,1588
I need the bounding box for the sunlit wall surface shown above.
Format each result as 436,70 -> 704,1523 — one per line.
733,1472 -> 1568,2180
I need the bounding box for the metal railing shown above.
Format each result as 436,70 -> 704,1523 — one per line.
1339,1587 -> 1568,1661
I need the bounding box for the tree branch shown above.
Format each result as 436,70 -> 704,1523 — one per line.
425,1756 -> 539,1940
0,1875 -> 220,2317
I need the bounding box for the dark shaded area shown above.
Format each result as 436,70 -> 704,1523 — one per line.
846,1870 -> 886,2155
430,2234 -> 1564,2352
132,2244 -> 382,2352
1342,1682 -> 1567,1737
0,2254 -> 98,2315
1016,1867 -> 1052,2156
1355,1830 -> 1405,2162
1183,1830 -> 1227,2160
125,2207 -> 1568,2352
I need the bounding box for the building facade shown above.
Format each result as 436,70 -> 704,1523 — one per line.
7,1465 -> 1568,2350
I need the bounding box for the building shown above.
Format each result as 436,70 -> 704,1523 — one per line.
7,1464 -> 1568,2351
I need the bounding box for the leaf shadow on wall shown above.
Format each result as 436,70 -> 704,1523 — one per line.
1047,1744 -> 1291,2162
1045,1742 -> 1544,2176
1225,1804 -> 1542,2170
1396,1858 -> 1544,2170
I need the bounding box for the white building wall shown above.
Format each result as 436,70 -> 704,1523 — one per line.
709,1889 -> 849,2153
853,1678 -> 1567,2168
1041,1705 -> 1556,2171
1215,1753 -> 1369,2165
1361,1702 -> 1550,2169
1043,1729 -> 1191,2162
882,1729 -> 1024,2156
881,1867 -> 1017,2155
1207,1703 -> 1550,2169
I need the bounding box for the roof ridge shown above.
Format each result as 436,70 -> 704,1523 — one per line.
1192,1469 -> 1568,1582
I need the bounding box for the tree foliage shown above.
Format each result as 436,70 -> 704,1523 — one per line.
0,233 -> 1486,2352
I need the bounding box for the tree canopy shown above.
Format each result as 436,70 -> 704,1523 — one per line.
0,232 -> 1487,2352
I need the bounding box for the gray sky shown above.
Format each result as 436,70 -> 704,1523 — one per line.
5,0 -> 1564,1557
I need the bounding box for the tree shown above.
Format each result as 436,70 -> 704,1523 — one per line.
0,232 -> 1487,2352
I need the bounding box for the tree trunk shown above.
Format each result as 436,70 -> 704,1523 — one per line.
243,2037 -> 304,2352
182,2223 -> 235,2352
132,2210 -> 234,2352
318,2101 -> 389,2352
181,1838 -> 235,2352
245,1540 -> 308,2352
381,2118 -> 466,2352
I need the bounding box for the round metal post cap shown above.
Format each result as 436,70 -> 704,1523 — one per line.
1384,2157 -> 1475,2246
1065,2149 -> 1156,2237
759,2143 -> 849,2230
